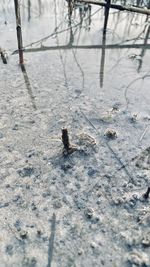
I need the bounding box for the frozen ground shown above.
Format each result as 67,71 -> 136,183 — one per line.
0,0 -> 150,266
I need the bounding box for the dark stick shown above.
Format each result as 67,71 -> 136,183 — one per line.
143,187 -> 150,199
12,44 -> 150,55
14,0 -> 24,64
75,0 -> 150,15
100,34 -> 106,88
100,0 -> 109,88
68,0 -> 73,19
0,49 -> 7,64
62,128 -> 70,151
103,0 -> 111,35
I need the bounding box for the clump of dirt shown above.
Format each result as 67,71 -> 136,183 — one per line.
104,128 -> 117,139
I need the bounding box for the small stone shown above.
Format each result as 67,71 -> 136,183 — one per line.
90,242 -> 96,249
14,220 -> 22,231
78,249 -> 83,255
37,230 -> 42,236
142,236 -> 150,247
122,181 -> 128,187
96,199 -> 101,205
130,113 -> 138,123
20,230 -> 28,239
135,162 -> 141,168
12,124 -> 18,130
31,202 -> 37,211
26,150 -> 35,158
84,208 -> 94,219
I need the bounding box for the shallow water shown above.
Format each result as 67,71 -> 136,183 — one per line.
2,0 -> 149,146
1,1 -> 150,93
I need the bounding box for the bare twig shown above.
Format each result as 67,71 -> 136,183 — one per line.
12,43 -> 150,54
62,128 -> 70,151
61,128 -> 77,154
75,0 -> 150,15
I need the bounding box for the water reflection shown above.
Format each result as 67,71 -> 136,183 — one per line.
38,0 -> 42,16
100,34 -> 106,88
78,3 -> 92,29
27,0 -> 31,21
1,0 -> 150,88
137,23 -> 150,72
